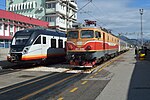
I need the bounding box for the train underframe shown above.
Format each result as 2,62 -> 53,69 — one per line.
67,50 -> 120,68
67,52 -> 96,67
7,52 -> 66,64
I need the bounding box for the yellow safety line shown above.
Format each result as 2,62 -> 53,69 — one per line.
92,51 -> 127,76
90,76 -> 94,78
94,73 -> 98,75
70,87 -> 78,93
58,51 -> 129,100
0,73 -> 60,94
57,97 -> 64,100
0,69 -> 72,95
19,73 -> 80,100
81,81 -> 88,85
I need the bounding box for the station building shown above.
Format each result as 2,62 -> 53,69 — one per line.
6,0 -> 78,32
0,9 -> 49,48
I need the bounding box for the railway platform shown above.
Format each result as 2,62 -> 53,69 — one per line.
96,49 -> 150,100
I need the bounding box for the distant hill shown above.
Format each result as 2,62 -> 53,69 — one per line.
118,35 -> 129,41
118,35 -> 140,46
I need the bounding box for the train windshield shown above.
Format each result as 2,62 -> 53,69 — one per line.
80,30 -> 94,38
11,35 -> 30,46
67,31 -> 78,39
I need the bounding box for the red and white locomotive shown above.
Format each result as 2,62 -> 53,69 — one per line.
66,23 -> 129,67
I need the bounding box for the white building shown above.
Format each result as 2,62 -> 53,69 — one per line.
6,0 -> 78,32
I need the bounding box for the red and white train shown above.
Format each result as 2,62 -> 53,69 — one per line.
66,26 -> 130,67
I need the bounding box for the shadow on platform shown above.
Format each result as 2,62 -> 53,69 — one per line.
127,52 -> 150,100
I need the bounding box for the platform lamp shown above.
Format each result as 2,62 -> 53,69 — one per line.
139,9 -> 144,46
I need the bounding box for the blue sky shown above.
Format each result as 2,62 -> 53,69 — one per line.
0,0 -> 150,39
0,0 -> 5,10
128,0 -> 150,8
77,0 -> 150,39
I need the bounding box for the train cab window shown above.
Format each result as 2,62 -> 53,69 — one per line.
58,39 -> 63,48
95,31 -> 101,38
81,30 -> 94,38
43,37 -> 46,44
67,31 -> 78,39
34,36 -> 41,44
51,39 -> 56,48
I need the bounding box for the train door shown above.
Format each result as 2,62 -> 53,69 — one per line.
103,32 -> 108,55
103,32 -> 105,51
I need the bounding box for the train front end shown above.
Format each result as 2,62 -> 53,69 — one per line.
7,30 -> 32,63
66,28 -> 98,67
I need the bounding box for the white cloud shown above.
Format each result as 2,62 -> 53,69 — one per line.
77,0 -> 150,39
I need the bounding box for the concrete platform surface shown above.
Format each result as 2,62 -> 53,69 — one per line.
96,49 -> 150,100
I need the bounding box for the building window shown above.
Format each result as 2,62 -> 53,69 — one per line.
46,16 -> 56,22
10,32 -> 13,36
52,3 -> 56,8
4,24 -> 8,30
46,3 -> 56,8
22,4 -> 24,10
0,24 -> 2,29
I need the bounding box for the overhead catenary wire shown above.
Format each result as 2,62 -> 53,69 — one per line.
90,1 -> 137,37
90,2 -> 124,32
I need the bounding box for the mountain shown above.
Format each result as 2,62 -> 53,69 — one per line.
118,35 -> 140,46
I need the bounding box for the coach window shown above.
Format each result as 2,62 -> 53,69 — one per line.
43,37 -> 46,44
58,39 -> 63,48
51,39 -> 56,48
95,31 -> 101,38
34,36 -> 41,44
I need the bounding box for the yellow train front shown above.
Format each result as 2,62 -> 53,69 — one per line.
66,27 -> 119,67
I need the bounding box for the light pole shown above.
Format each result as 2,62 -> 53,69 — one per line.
139,9 -> 143,46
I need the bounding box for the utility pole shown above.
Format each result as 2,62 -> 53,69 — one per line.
66,0 -> 69,32
65,0 -> 93,32
139,9 -> 144,46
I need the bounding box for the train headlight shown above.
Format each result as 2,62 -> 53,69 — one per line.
68,45 -> 73,50
23,47 -> 29,54
85,45 -> 91,50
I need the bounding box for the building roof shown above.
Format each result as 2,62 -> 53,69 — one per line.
0,9 -> 49,27
0,36 -> 12,40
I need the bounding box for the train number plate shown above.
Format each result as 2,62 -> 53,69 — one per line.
75,48 -> 84,50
